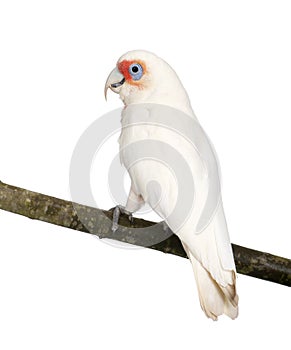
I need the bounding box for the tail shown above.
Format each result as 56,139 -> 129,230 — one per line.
183,243 -> 238,320
178,201 -> 239,320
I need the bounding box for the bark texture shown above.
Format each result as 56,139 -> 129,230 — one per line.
0,181 -> 290,286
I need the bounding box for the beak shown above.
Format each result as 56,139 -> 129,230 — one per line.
104,67 -> 125,100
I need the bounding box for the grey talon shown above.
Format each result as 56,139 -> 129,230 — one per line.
162,221 -> 171,235
111,205 -> 133,232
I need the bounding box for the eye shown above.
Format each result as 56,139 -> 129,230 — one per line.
129,63 -> 143,81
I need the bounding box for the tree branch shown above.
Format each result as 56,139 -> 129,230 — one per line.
0,181 -> 290,287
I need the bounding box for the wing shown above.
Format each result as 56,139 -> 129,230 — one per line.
119,103 -> 238,319
119,103 -> 220,232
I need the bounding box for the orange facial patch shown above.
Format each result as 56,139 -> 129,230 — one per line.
117,60 -> 146,86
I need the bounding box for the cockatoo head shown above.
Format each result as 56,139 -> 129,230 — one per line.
105,50 -> 192,114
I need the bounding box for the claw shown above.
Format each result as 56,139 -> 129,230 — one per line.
162,221 -> 171,235
111,205 -> 133,232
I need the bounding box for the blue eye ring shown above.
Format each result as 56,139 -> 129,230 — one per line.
129,63 -> 143,81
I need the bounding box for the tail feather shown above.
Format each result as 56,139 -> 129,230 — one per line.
182,243 -> 238,320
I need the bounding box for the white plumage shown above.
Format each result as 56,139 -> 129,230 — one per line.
105,50 -> 238,320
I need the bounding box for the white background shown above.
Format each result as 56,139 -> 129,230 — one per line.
0,1 -> 290,349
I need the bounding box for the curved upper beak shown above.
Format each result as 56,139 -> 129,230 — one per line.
104,67 -> 125,100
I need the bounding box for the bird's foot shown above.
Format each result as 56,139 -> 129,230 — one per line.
162,221 -> 171,236
111,205 -> 133,232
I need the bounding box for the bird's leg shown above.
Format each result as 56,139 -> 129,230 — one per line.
111,205 -> 133,232
111,185 -> 144,233
162,221 -> 172,236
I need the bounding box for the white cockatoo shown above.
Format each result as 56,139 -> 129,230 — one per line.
105,50 -> 238,320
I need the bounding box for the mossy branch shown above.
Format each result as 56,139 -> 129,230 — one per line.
0,181 -> 290,286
